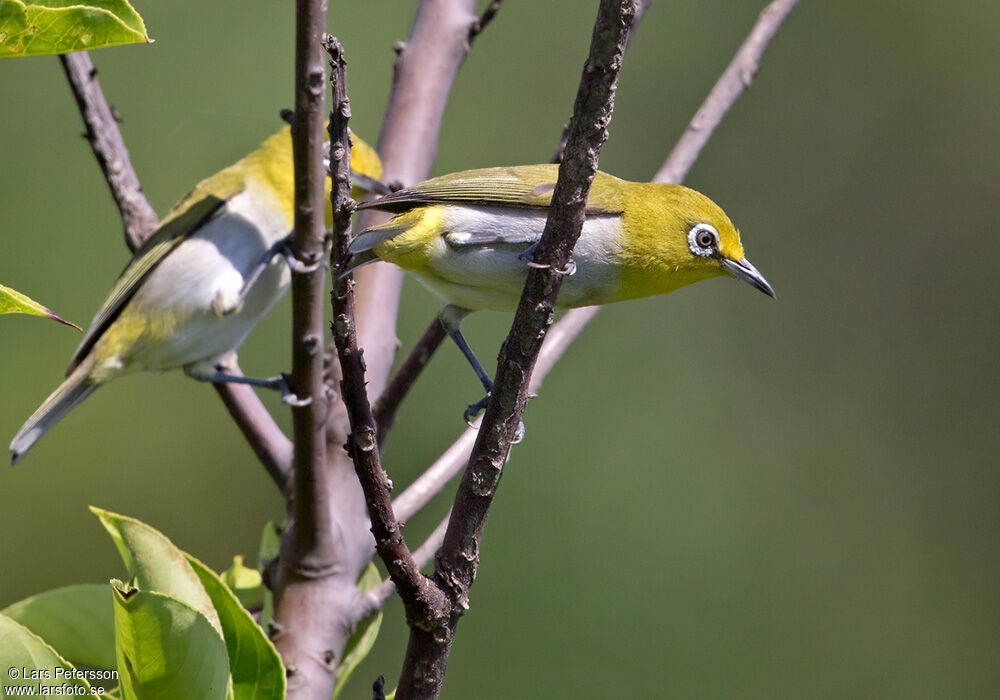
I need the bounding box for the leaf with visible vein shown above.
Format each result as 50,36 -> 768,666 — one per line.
0,0 -> 151,58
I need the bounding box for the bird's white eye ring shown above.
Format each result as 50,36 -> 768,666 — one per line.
688,223 -> 719,257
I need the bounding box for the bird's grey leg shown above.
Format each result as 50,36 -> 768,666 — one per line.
186,358 -> 310,407
439,306 -> 493,394
438,305 -> 524,442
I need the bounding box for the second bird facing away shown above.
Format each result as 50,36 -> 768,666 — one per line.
349,165 -> 774,421
10,125 -> 383,464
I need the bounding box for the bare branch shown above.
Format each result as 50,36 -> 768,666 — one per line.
326,38 -> 447,634
549,0 -> 649,165
373,317 -> 448,444
59,52 -> 159,251
61,51 -> 296,489
213,365 -> 293,491
270,2 -> 346,694
654,0 -> 799,184
468,0 -> 503,45
359,511 -> 451,617
283,0 -> 333,566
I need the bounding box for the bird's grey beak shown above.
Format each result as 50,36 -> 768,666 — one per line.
720,257 -> 775,298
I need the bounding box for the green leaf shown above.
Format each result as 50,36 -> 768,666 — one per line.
111,583 -> 230,700
0,282 -> 80,329
0,614 -> 91,693
91,507 -> 223,635
0,0 -> 150,58
1,584 -> 115,670
186,555 -> 286,700
332,563 -> 384,700
220,555 -> 264,610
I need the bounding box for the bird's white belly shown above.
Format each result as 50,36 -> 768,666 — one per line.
420,206 -> 623,311
125,191 -> 291,370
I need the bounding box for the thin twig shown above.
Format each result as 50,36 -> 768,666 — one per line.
468,0 -> 503,45
360,511 -> 451,616
391,0 -> 798,523
373,317 -> 448,443
326,38 -> 447,629
655,0 -> 799,184
60,51 -> 294,490
59,52 -> 159,250
549,0 -> 649,165
213,364 -> 293,490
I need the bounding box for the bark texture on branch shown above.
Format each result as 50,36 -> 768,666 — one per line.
271,0 -> 340,693
60,52 -> 159,250
326,37 -> 448,631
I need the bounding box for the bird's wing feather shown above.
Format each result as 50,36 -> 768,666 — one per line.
359,165 -> 625,215
66,192 -> 235,374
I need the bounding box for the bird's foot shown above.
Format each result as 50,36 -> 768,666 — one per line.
281,240 -> 324,274
518,244 -> 576,276
463,394 -> 490,427
463,393 -> 525,443
276,374 -> 312,407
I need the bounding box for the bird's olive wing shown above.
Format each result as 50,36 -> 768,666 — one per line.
66,193 -> 234,374
360,165 -> 624,215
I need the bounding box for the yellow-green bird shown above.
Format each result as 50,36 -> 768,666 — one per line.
10,125 -> 383,464
348,164 -> 774,422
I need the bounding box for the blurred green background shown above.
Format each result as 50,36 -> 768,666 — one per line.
2,1 -> 999,697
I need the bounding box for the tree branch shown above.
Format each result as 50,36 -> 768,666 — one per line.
362,511 -> 452,615
654,0 -> 799,184
60,51 -> 294,489
468,0 -> 503,45
283,0 -> 333,570
59,52 -> 159,250
213,363 -> 293,491
372,317 -> 447,444
326,38 -> 447,631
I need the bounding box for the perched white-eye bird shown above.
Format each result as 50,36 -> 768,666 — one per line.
10,125 -> 383,464
347,164 -> 773,421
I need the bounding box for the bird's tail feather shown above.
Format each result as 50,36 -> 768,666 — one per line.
10,357 -> 98,465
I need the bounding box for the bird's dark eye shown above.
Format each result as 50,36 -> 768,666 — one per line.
688,223 -> 719,257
